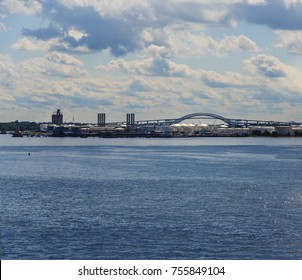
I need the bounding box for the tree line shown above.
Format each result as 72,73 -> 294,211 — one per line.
0,121 -> 40,132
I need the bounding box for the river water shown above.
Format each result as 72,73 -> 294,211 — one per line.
0,135 -> 302,259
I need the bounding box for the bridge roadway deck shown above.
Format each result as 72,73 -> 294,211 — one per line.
110,113 -> 301,128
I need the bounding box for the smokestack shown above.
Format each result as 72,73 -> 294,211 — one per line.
98,113 -> 106,127
126,113 -> 135,130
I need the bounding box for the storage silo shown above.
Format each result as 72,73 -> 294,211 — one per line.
249,126 -> 275,134
275,126 -> 293,136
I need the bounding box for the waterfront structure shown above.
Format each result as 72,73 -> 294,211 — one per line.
41,109 -> 302,137
52,109 -> 63,126
249,126 -> 275,135
275,126 -> 293,136
293,125 -> 302,136
97,113 -> 106,127
117,112 -> 299,128
126,113 -> 135,130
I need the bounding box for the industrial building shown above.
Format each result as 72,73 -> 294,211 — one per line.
52,109 -> 63,126
97,113 -> 106,127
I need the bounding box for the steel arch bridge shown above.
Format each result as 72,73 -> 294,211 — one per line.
169,113 -> 228,125
125,112 -> 298,127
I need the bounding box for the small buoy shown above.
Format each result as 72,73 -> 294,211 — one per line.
28,153 -> 31,156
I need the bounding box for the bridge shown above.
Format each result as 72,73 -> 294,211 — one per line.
115,113 -> 301,127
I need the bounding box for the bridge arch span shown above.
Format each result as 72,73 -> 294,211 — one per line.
170,113 -> 229,125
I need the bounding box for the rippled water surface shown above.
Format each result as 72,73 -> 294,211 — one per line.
1,135 -> 302,259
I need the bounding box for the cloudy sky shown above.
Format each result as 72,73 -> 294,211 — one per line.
1,0 -> 302,123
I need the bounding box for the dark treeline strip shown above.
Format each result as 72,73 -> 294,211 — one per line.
0,121 -> 40,132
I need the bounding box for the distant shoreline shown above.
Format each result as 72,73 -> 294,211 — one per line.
1,132 -> 302,138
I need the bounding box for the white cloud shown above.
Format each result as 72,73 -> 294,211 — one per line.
66,27 -> 87,41
244,54 -> 289,78
222,35 -> 259,52
20,52 -> 87,78
15,0 -> 263,56
2,0 -> 42,15
201,70 -> 255,88
99,56 -> 197,78
0,54 -> 18,80
283,0 -> 302,8
242,54 -> 302,105
3,0 -> 302,122
12,37 -> 59,52
232,0 -> 302,30
129,79 -> 152,92
2,50 -> 302,122
57,0 -> 153,17
31,96 -> 47,103
245,0 -> 266,4
0,54 -> 19,104
276,30 -> 302,54
6,0 -> 302,59
45,52 -> 83,66
94,50 -> 302,119
144,27 -> 258,57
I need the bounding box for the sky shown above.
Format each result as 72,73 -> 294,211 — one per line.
0,0 -> 302,123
